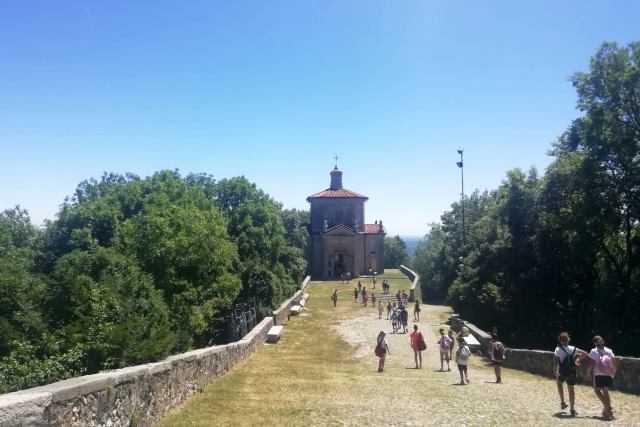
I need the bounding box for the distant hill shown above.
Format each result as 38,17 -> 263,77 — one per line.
400,236 -> 422,257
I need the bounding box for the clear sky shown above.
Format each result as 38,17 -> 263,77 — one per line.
1,1 -> 638,236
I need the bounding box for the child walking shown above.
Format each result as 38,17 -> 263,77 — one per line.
455,337 -> 471,384
375,331 -> 390,372
377,300 -> 384,319
490,333 -> 506,383
588,335 -> 616,420
437,328 -> 452,371
553,332 -> 581,416
409,324 -> 426,369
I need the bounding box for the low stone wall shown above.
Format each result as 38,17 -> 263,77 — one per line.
0,316 -> 273,426
503,349 -> 640,394
449,316 -> 640,395
399,265 -> 421,303
272,275 -> 311,325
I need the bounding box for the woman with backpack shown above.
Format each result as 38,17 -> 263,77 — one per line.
409,324 -> 426,369
490,333 -> 505,383
553,332 -> 582,416
375,331 -> 390,372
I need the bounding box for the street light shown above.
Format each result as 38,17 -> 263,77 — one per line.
456,148 -> 465,245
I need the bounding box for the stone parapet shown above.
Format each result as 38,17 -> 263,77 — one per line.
272,275 -> 311,325
448,316 -> 640,395
399,265 -> 421,303
0,276 -> 314,426
0,317 -> 273,426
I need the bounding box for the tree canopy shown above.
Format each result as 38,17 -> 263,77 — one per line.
0,171 -> 308,392
414,42 -> 640,355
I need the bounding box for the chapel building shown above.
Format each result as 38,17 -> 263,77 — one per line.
307,166 -> 385,280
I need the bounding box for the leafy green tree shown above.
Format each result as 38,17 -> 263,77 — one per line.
384,235 -> 409,269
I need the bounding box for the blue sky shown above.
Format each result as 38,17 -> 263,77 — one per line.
1,1 -> 638,236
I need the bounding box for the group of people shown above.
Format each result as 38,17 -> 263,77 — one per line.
552,332 -> 617,420
335,276 -> 620,421
374,324 -> 472,384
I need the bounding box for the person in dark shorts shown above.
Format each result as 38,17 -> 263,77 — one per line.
553,332 -> 582,416
588,336 -> 617,420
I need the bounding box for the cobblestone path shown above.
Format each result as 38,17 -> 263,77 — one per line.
157,271 -> 640,427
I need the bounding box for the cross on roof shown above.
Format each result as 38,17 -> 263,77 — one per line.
333,154 -> 339,169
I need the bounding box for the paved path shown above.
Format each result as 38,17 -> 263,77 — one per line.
157,271 -> 640,426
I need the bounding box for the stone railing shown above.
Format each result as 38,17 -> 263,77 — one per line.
399,265 -> 421,303
503,348 -> 640,394
0,317 -> 273,427
272,275 -> 311,325
449,316 -> 640,395
0,276 -> 312,426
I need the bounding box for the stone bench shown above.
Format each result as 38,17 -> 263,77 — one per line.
266,326 -> 283,343
299,298 -> 306,308
460,333 -> 481,352
289,305 -> 302,316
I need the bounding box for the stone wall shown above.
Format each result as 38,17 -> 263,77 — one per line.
503,349 -> 640,394
272,276 -> 310,325
449,316 -> 640,395
399,265 -> 421,303
0,317 -> 273,426
0,276 -> 313,426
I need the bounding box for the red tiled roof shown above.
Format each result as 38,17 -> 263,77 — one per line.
307,188 -> 368,200
364,223 -> 385,234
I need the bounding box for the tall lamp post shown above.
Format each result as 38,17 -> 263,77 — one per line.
456,148 -> 465,245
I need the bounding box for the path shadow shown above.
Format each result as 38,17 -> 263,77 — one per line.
552,412 -> 598,421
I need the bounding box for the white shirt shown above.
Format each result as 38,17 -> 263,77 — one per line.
554,345 -> 576,363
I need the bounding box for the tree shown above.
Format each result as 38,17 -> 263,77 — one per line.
384,235 -> 409,268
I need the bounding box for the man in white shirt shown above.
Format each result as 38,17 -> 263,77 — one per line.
553,332 -> 585,417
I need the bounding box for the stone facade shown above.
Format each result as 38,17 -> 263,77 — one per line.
307,168 -> 385,280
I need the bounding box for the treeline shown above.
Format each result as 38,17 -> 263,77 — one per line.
0,171 -> 309,392
413,42 -> 640,356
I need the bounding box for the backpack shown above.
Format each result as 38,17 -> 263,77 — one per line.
493,341 -> 506,361
458,345 -> 471,362
417,333 -> 427,351
559,346 -> 577,376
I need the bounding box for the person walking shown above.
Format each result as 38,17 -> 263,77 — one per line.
413,300 -> 421,321
455,337 -> 471,384
386,301 -> 392,320
448,329 -> 456,362
371,292 -> 376,306
409,324 -> 426,369
553,332 -> 581,416
363,287 -> 369,307
588,336 -> 616,420
377,300 -> 384,319
331,289 -> 338,307
400,306 -> 409,333
375,331 -> 390,372
353,287 -> 358,301
490,333 -> 506,383
437,328 -> 452,371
